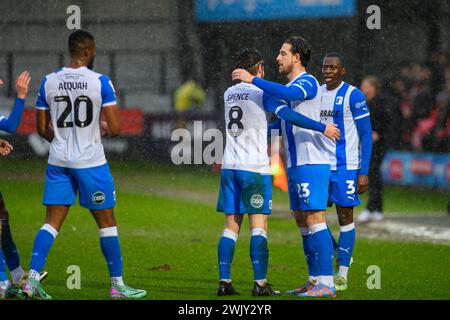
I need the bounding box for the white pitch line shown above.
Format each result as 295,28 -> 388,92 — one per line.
367,220 -> 450,242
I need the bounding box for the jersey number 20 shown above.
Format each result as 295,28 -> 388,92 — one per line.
55,95 -> 93,128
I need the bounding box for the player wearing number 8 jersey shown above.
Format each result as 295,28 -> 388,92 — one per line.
22,30 -> 146,299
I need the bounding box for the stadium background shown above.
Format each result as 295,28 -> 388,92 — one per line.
0,0 -> 449,300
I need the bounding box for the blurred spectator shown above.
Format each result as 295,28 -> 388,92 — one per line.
384,76 -> 405,149
412,80 -> 450,152
389,54 -> 450,153
173,79 -> 206,130
358,75 -> 389,222
174,79 -> 206,115
430,52 -> 448,96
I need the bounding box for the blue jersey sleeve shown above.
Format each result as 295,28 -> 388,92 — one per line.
268,118 -> 281,137
263,92 -> 325,132
349,89 -> 370,120
290,76 -> 318,100
355,115 -> 373,175
276,107 -> 326,133
35,77 -> 49,110
100,75 -> 117,107
0,114 -> 7,130
262,92 -> 285,113
0,98 -> 25,133
252,75 -> 317,101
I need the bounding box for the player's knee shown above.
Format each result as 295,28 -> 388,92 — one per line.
337,211 -> 353,225
293,211 -> 306,227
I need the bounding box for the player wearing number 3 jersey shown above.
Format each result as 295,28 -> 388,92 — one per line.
22,30 -> 146,299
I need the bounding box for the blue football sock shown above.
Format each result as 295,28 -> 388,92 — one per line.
327,224 -> 338,251
29,224 -> 58,277
310,223 -> 334,286
0,250 -> 9,282
338,223 -> 356,267
1,219 -> 21,271
250,228 -> 268,281
99,227 -> 123,279
218,229 -> 238,281
300,228 -> 319,278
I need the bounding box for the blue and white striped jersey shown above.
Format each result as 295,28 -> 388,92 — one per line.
320,82 -> 370,171
280,72 -> 331,168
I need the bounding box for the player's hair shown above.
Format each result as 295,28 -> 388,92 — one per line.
233,48 -> 264,76
284,36 -> 312,68
324,52 -> 345,67
362,75 -> 381,93
68,30 -> 95,57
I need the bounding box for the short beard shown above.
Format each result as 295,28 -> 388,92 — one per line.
279,63 -> 293,76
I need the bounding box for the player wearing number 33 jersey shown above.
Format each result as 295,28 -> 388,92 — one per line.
36,64 -> 117,210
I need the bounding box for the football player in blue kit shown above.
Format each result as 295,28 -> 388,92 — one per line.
217,48 -> 340,296
0,72 -> 48,299
233,36 -> 338,297
320,53 -> 372,291
21,30 -> 146,299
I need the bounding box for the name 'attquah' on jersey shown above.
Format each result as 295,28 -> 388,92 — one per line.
320,82 -> 370,171
36,66 -> 117,169
222,82 -> 271,174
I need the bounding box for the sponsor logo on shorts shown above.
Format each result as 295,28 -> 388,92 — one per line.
250,194 -> 264,209
92,191 -> 105,205
269,200 -> 272,210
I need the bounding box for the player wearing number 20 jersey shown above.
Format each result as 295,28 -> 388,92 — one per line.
22,30 -> 146,300
36,66 -> 116,210
36,67 -> 115,169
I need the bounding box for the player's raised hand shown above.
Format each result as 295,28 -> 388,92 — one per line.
357,174 -> 369,194
0,139 -> 13,156
16,71 -> 31,99
323,123 -> 340,142
0,79 -> 4,88
232,69 -> 254,83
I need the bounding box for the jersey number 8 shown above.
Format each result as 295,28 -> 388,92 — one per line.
227,106 -> 244,138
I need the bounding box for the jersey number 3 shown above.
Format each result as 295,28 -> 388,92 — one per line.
55,95 -> 93,128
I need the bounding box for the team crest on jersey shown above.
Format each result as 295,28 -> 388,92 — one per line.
336,96 -> 344,105
92,191 -> 105,205
354,101 -> 366,108
250,194 -> 264,208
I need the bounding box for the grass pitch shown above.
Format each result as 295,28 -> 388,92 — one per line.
0,159 -> 449,300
